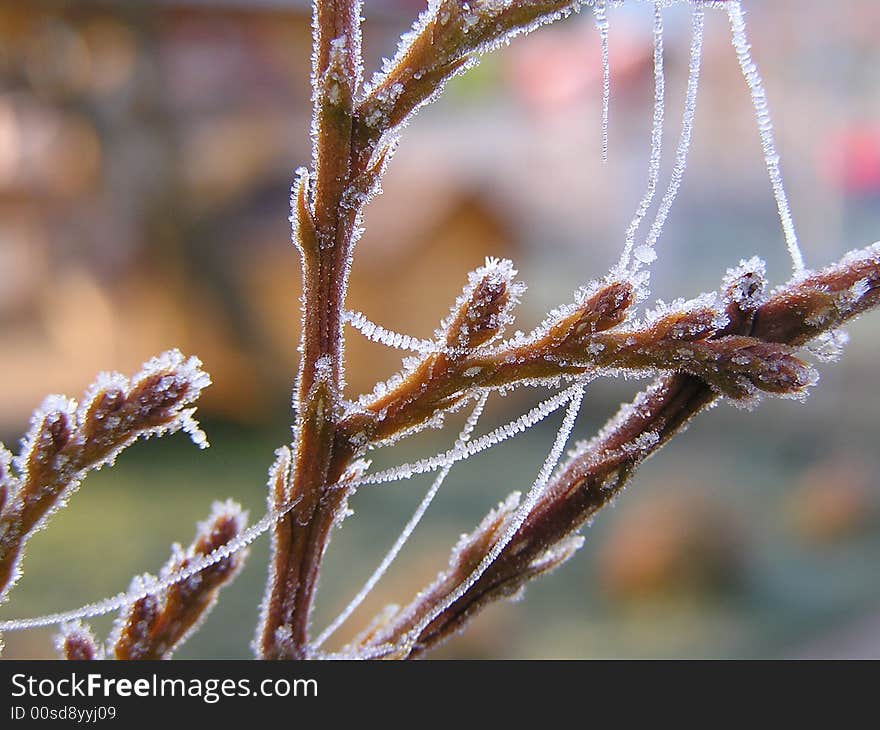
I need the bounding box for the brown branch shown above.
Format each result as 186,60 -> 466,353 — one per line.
258,0 -> 600,659
337,269 -> 816,451
0,350 -> 210,606
256,0 -> 366,659
356,1 -> 583,142
357,243 -> 880,657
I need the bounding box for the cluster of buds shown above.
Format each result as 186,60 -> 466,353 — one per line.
108,501 -> 247,660
55,501 -> 247,661
0,350 -> 211,605
338,257 -> 820,460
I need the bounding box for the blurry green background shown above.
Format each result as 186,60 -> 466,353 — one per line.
1,0 -> 880,659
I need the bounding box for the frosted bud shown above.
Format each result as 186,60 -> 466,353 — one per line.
648,306 -> 721,343
556,282 -> 634,345
290,168 -> 318,260
54,621 -> 101,660
444,258 -> 523,352
113,500 -> 248,660
18,396 -> 77,492
699,336 -> 818,401
722,256 -> 767,317
524,535 -> 585,581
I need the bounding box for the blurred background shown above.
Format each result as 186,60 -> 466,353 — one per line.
1,0 -> 880,659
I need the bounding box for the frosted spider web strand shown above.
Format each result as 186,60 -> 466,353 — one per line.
617,2 -> 666,272
0,388 -> 573,631
312,393 -> 489,650
398,385 -> 585,653
0,499 -> 302,632
352,384 -> 583,488
343,310 -> 437,353
631,3 -> 704,274
593,0 -> 611,163
727,0 -> 804,275
0,387 -> 576,632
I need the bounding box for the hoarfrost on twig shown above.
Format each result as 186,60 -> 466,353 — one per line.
0,383 -> 576,632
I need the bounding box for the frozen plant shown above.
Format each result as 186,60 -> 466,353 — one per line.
1,0 -> 879,660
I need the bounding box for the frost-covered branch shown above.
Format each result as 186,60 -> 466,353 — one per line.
0,350 -> 211,606
259,0 -> 619,660
50,501 -> 247,661
356,242 -> 880,657
357,1 -> 585,140
337,259 -> 817,453
109,500 -> 247,660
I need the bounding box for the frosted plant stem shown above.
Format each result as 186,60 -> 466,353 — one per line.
353,384 -> 584,488
0,499 -> 301,632
727,0 -> 805,275
399,385 -> 585,653
312,393 -> 489,651
344,310 -> 437,353
617,2 -> 665,272
632,3 -> 704,277
594,0 -> 611,163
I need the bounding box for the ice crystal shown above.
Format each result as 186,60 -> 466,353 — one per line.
618,3 -> 665,271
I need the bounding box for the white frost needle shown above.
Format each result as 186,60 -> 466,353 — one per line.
344,310 -> 437,353
0,499 -> 299,632
352,384 -> 584,488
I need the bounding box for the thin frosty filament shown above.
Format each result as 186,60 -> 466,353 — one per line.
617,2 -> 666,272
344,310 -> 437,353
313,393 -> 489,650
353,384 -> 583,488
0,499 -> 299,632
727,0 -> 805,274
400,385 -> 585,651
594,0 -> 611,162
633,3 -> 705,275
